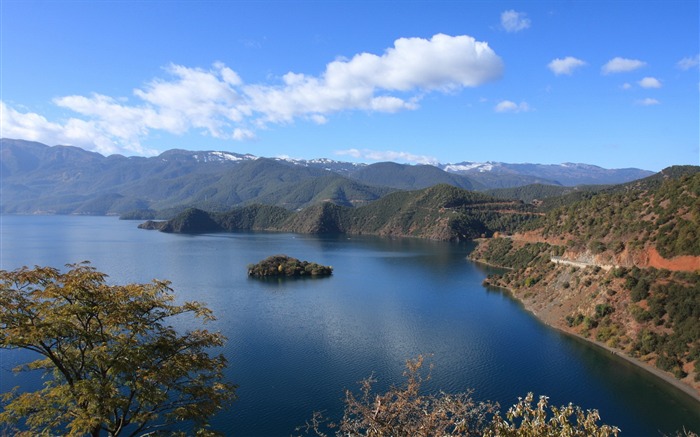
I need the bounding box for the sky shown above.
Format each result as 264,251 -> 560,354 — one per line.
1,0 -> 698,171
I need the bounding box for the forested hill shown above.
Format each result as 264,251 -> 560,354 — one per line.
469,166 -> 700,394
525,166 -> 700,262
140,184 -> 539,241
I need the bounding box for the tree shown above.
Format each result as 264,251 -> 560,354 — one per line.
0,263 -> 235,436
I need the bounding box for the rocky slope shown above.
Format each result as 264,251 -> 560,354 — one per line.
469,168 -> 700,397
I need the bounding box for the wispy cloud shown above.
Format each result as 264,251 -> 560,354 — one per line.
636,98 -> 660,106
494,100 -> 532,113
638,77 -> 662,89
500,10 -> 531,32
677,54 -> 700,70
3,33 -> 503,156
335,148 -> 439,165
547,57 -> 586,75
601,57 -> 646,74
232,128 -> 256,141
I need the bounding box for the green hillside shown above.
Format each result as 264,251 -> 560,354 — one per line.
530,168 -> 700,258
143,184 -> 539,241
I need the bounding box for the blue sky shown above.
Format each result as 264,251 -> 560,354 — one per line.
1,0 -> 698,171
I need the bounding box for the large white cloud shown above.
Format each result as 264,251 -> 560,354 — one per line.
601,57 -> 646,74
246,33 -> 502,123
501,10 -> 531,32
4,34 -> 503,156
548,57 -> 586,75
332,34 -> 503,91
56,63 -> 247,140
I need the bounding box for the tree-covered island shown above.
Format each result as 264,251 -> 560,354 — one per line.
248,255 -> 333,278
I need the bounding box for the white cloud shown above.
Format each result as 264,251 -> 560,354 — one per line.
3,34 -> 503,156
677,54 -> 700,70
548,57 -> 587,75
0,101 -> 156,156
601,57 -> 646,74
636,98 -> 660,106
247,33 -> 502,123
621,83 -> 632,90
501,10 -> 531,32
335,148 -> 439,165
638,77 -> 662,89
232,128 -> 256,141
309,114 -> 328,124
494,100 -> 532,113
132,63 -> 246,137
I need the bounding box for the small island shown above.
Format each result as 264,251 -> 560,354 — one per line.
247,255 -> 333,278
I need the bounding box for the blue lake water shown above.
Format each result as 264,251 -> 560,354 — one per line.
0,215 -> 698,436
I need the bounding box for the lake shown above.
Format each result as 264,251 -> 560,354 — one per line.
1,215 -> 698,436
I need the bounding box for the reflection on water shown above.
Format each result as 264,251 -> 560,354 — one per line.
1,216 -> 698,436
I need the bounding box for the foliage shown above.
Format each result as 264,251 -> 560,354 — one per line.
630,271 -> 700,377
485,392 -> 620,437
248,255 -> 333,277
159,207 -> 224,233
486,184 -> 603,204
533,171 -> 700,258
0,263 -> 235,436
298,356 -> 619,437
214,204 -> 293,230
472,238 -> 557,270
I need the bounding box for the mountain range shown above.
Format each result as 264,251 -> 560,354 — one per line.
0,138 -> 654,215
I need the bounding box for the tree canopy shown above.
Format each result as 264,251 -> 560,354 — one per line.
0,263 -> 235,436
247,255 -> 333,277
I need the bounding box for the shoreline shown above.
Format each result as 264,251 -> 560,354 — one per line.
470,258 -> 514,271
485,279 -> 700,404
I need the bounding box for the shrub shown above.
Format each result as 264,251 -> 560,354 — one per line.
299,357 -> 620,437
595,304 -> 614,319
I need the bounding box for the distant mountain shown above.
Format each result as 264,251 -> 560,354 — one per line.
347,161 -> 484,191
441,161 -> 654,186
489,165 -> 700,212
0,139 -> 389,215
0,138 -> 655,215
